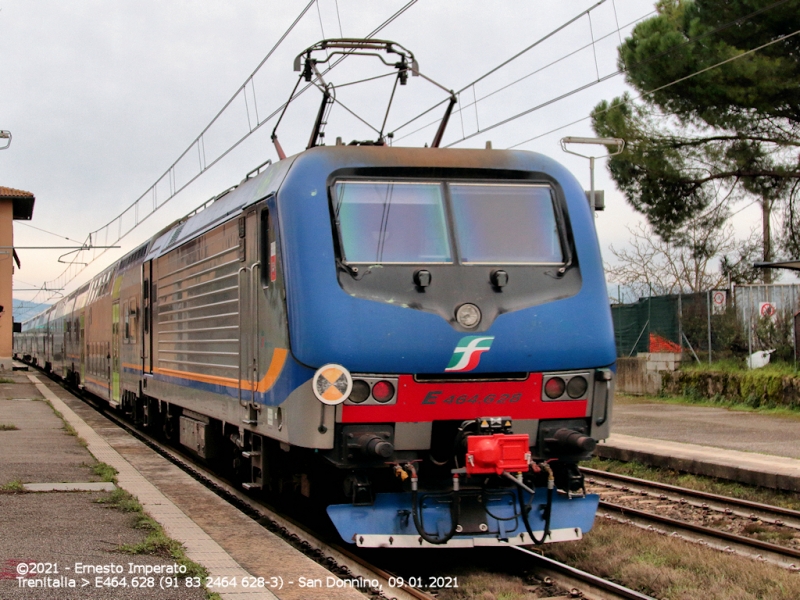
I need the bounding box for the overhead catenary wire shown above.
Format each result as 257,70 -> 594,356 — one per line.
390,8 -> 658,143
23,0 -> 317,306
19,1 -> 420,319
390,0 -> 613,140
21,2 -> 791,316
508,23 -> 800,150
334,0 -> 344,37
16,221 -> 81,244
394,0 -> 792,147
447,0 -> 797,148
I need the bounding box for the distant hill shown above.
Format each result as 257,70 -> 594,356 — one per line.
13,299 -> 51,323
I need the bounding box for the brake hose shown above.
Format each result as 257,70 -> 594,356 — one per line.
504,466 -> 553,545
407,465 -> 461,545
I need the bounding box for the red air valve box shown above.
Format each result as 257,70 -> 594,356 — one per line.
465,434 -> 531,475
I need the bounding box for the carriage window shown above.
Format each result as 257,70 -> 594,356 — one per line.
449,183 -> 563,264
129,298 -> 138,344
332,181 -> 452,264
123,301 -> 130,343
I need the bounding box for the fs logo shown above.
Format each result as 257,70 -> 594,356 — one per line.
445,336 -> 495,372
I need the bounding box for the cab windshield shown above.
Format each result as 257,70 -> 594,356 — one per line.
331,180 -> 564,265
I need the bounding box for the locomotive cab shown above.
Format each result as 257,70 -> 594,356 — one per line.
276,145 -> 615,547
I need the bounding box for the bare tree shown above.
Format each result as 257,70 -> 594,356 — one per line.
606,215 -> 762,300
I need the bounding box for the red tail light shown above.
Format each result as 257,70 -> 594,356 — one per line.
544,377 -> 565,399
371,380 -> 395,403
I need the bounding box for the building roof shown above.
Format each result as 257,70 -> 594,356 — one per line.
0,186 -> 35,220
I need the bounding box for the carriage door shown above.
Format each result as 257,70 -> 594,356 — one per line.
112,301 -> 121,404
238,208 -> 261,425
79,313 -> 85,384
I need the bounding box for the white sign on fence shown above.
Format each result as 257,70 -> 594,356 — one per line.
712,290 -> 727,315
759,301 -> 777,320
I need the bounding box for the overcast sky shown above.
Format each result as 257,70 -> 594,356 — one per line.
0,0 -> 768,319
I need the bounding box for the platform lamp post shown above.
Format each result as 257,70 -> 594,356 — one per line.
0,131 -> 11,150
560,136 -> 625,212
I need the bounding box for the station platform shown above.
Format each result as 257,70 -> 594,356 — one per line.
0,368 -> 368,599
597,400 -> 800,492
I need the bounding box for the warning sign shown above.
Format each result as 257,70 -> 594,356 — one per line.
712,290 -> 727,315
759,302 -> 777,320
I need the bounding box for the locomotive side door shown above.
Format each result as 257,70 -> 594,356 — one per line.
238,207 -> 261,424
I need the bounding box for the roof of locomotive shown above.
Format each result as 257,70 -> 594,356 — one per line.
143,144 -> 573,263
286,144 -> 575,177
144,155 -> 297,262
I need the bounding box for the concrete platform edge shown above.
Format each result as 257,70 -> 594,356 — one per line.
596,434 -> 800,493
27,374 -> 277,600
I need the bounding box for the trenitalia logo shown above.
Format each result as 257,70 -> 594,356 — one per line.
445,336 -> 495,372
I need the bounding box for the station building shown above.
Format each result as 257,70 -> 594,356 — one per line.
0,186 -> 35,370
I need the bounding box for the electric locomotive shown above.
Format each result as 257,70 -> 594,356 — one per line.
16,39 -> 615,549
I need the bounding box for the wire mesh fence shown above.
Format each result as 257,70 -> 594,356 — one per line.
611,284 -> 800,364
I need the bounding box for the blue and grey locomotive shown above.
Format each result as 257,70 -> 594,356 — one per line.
16,40 -> 615,548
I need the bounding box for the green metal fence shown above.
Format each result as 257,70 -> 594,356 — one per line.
612,295 -> 682,357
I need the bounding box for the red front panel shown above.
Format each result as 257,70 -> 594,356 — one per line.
341,374 -> 588,423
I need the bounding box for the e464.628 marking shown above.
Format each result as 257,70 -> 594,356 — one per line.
421,391 -> 523,405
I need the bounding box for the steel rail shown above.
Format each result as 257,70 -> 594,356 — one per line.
129,418 -> 650,600
55,378 -> 429,600
583,467 -> 800,520
600,500 -> 800,561
103,407 -> 623,600
511,546 -> 657,600
34,362 -> 662,600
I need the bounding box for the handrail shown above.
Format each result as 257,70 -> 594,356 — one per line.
237,266 -> 249,409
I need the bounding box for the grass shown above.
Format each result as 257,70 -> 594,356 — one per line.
96,487 -> 141,512
0,377 -> 16,384
0,423 -> 19,431
584,456 -> 800,511
0,479 -> 25,492
96,489 -> 209,582
436,571 -> 542,600
616,391 -> 800,419
43,399 -> 89,446
545,519 -> 800,600
741,522 -> 796,543
90,462 -> 118,483
681,358 -> 799,376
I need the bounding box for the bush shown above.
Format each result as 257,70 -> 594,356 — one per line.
662,367 -> 800,409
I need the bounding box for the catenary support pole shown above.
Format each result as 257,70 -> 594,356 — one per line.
707,290 -> 712,364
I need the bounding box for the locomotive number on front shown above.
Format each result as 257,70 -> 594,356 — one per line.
421,391 -> 522,405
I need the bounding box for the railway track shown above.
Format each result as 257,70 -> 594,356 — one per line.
68,388 -> 421,600
583,467 -> 800,570
512,547 -> 656,600
34,372 -> 654,600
